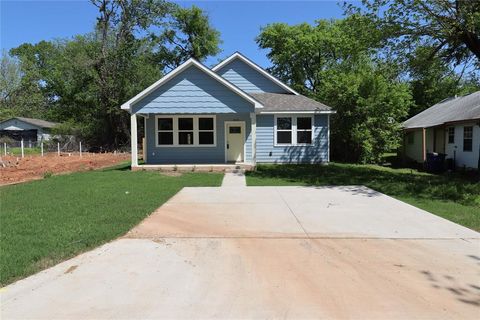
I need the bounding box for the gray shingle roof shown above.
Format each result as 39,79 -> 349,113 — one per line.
250,93 -> 332,112
1,117 -> 58,129
403,91 -> 480,129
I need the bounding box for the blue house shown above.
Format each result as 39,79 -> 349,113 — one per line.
121,52 -> 334,169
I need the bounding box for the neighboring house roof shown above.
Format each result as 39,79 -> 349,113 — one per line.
403,91 -> 480,129
0,117 -> 58,129
212,52 -> 299,95
250,93 -> 333,113
121,58 -> 264,111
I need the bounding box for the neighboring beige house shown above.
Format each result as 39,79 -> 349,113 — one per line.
402,91 -> 480,169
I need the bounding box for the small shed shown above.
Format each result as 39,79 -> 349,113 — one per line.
0,117 -> 58,142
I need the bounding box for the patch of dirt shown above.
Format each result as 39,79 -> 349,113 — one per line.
64,265 -> 78,274
0,153 -> 129,185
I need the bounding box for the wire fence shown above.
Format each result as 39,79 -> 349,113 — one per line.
0,137 -> 131,158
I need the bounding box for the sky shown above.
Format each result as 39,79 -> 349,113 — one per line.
0,0 -> 346,68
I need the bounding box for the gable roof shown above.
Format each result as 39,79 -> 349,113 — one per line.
250,93 -> 333,113
121,58 -> 263,111
212,52 -> 299,95
403,91 -> 480,129
0,117 -> 58,129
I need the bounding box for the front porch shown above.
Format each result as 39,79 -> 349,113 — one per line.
130,112 -> 257,167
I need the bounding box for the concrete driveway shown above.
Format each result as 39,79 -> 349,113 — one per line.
2,186 -> 479,319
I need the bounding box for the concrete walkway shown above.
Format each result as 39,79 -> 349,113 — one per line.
221,170 -> 246,187
2,186 -> 479,319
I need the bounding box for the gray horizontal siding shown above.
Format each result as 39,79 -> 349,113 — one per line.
145,113 -> 252,164
256,114 -> 328,163
216,59 -> 289,94
132,65 -> 254,114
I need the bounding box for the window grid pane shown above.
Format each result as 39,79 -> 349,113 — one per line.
277,131 -> 292,144
463,127 -> 473,151
297,117 -> 312,130
199,132 -> 214,145
178,118 -> 193,130
277,117 -> 292,130
199,118 -> 214,131
448,127 -> 454,144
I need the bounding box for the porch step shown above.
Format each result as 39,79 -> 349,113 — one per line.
132,164 -> 254,172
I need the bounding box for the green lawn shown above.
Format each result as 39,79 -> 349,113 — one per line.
0,164 -> 222,286
246,163 -> 480,231
6,147 -> 42,156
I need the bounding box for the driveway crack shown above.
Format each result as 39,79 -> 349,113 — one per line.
275,188 -> 311,239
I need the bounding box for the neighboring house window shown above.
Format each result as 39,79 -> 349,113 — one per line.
463,126 -> 473,152
447,127 -> 455,144
275,115 -> 313,146
407,132 -> 414,144
156,115 -> 216,147
157,118 -> 174,145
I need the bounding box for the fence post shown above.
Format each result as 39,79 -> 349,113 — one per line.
79,141 -> 82,157
3,142 -> 6,156
57,142 -> 60,156
41,141 -> 44,157
21,139 -> 24,158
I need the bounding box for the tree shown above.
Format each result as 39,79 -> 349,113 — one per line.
153,5 -> 221,70
257,16 -> 412,163
0,48 -> 47,120
7,0 -> 221,148
407,45 -> 480,116
346,0 -> 480,69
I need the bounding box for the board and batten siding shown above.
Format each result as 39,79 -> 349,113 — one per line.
131,65 -> 255,114
256,114 -> 329,163
216,59 -> 289,94
145,113 -> 252,164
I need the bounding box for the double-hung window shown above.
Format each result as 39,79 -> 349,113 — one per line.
463,126 -> 473,152
276,117 -> 293,144
157,118 -> 174,145
296,117 -> 312,144
156,115 -> 216,147
198,117 -> 215,145
275,115 -> 314,146
178,118 -> 194,145
447,127 -> 455,144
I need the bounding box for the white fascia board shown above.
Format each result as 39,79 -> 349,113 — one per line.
258,110 -> 336,114
120,58 -> 263,112
212,52 -> 299,95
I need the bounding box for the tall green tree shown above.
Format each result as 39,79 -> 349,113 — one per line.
7,0 -> 221,147
257,16 -> 412,163
346,0 -> 480,69
154,5 -> 221,70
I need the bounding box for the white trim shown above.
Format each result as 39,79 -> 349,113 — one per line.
224,121 -> 246,163
154,115 -> 217,147
212,52 -> 299,95
131,114 -> 138,167
327,114 -> 330,162
273,114 -> 314,147
143,115 -> 147,163
121,58 -> 263,111
259,110 -> 336,114
250,113 -> 257,165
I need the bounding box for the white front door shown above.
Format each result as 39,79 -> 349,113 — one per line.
226,122 -> 245,162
